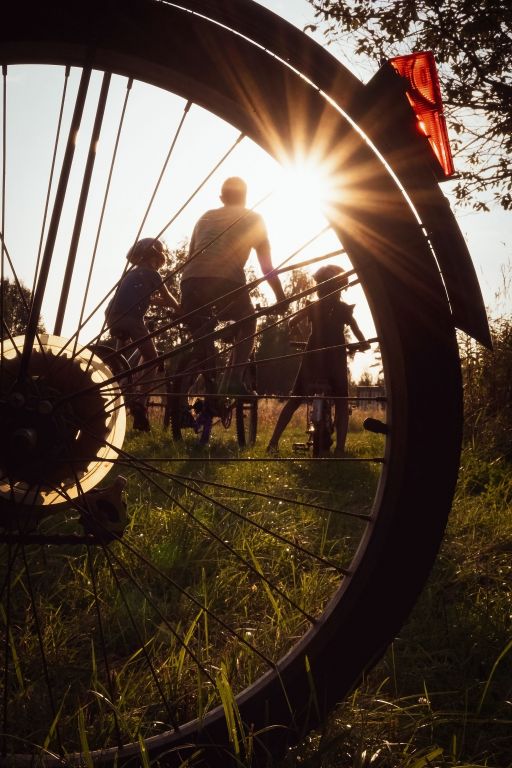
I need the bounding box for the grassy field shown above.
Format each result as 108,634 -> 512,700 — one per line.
2,399 -> 385,756
4,386 -> 510,765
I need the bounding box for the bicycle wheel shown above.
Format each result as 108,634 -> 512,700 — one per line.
0,1 -> 489,765
235,397 -> 258,448
87,342 -> 132,394
311,398 -> 333,458
167,362 -> 211,443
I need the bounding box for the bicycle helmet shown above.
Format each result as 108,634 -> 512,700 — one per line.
313,264 -> 348,292
126,238 -> 167,268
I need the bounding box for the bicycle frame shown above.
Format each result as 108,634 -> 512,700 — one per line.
167,319 -> 258,446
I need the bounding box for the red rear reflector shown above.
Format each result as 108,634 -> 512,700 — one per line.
389,51 -> 455,178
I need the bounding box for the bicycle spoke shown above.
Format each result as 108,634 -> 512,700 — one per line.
88,443 -> 321,624
53,72 -> 111,336
116,457 -> 353,575
154,131 -> 246,243
1,66 -> 6,381
72,93 -> 191,365
100,545 -> 183,731
138,468 -> 374,523
86,545 -> 123,748
32,66 -> 71,298
0,235 -> 49,367
20,545 -> 64,755
1,544 -> 13,755
17,67 -> 92,380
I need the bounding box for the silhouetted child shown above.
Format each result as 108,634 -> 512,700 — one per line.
105,237 -> 179,431
266,264 -> 370,455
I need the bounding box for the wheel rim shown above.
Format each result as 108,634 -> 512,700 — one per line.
0,1 -> 465,763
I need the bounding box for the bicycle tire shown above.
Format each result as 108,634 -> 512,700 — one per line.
167,368 -> 202,443
312,398 -> 332,458
235,397 -> 258,447
167,370 -> 187,442
87,342 -> 132,395
0,1 -> 488,765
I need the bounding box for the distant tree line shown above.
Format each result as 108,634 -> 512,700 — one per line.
1,277 -> 45,339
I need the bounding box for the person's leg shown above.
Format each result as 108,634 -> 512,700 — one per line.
266,397 -> 302,451
334,398 -> 349,455
333,362 -> 350,455
217,283 -> 255,394
127,324 -> 159,431
229,314 -> 257,391
180,279 -> 218,392
134,334 -> 158,398
107,314 -> 155,428
113,315 -> 157,401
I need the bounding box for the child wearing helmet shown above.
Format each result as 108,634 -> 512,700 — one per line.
105,238 -> 180,431
266,264 -> 370,455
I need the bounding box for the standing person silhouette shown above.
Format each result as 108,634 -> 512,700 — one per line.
180,177 -> 286,395
267,264 -> 370,455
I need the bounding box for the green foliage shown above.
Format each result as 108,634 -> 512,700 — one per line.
460,315 -> 512,460
255,321 -> 298,395
307,0 -> 512,210
1,276 -> 45,338
357,371 -> 372,387
145,241 -> 188,355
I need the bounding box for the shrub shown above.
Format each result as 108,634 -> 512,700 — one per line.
460,315 -> 512,460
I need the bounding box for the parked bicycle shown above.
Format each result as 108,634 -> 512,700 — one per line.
164,316 -> 258,447
289,340 -> 372,457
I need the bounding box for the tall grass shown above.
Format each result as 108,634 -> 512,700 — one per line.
1,399 -> 384,756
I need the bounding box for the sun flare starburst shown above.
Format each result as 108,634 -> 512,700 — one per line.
275,157 -> 336,221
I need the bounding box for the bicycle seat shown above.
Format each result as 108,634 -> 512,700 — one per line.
183,312 -> 217,336
113,331 -> 131,347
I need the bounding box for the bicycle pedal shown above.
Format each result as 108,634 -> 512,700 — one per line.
79,476 -> 128,542
363,417 -> 389,435
181,407 -> 197,429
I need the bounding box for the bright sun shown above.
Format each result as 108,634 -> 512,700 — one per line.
275,159 -> 335,221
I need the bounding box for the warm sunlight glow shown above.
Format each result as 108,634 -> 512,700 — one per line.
274,158 -> 336,222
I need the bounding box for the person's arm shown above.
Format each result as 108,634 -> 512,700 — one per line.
255,239 -> 286,304
151,277 -> 181,312
288,301 -> 311,332
348,316 -> 370,350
